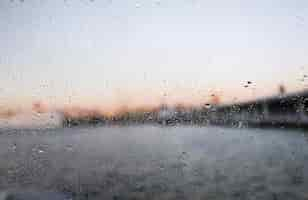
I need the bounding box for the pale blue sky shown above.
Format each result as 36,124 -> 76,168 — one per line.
1,0 -> 308,110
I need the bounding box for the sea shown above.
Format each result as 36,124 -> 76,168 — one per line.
0,125 -> 308,200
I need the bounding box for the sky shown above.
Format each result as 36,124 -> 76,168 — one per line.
1,0 -> 308,112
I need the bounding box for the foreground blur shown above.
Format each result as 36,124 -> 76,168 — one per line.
0,126 -> 308,200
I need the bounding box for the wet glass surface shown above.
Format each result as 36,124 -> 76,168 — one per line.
0,126 -> 308,199
1,1 -> 308,199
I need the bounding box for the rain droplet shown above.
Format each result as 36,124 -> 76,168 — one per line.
178,151 -> 189,161
135,2 -> 141,8
32,145 -> 47,154
38,149 -> 45,154
204,103 -> 212,109
65,144 -> 74,152
10,143 -> 17,152
238,121 -> 243,128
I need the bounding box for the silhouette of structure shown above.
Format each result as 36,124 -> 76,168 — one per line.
62,90 -> 308,129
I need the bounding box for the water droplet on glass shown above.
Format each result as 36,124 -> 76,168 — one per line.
38,149 -> 45,154
135,2 -> 141,8
32,145 -> 47,154
204,103 -> 212,109
238,121 -> 243,128
158,163 -> 165,171
10,143 -> 17,152
65,144 -> 74,152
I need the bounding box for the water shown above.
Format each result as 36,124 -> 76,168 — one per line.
0,126 -> 308,199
